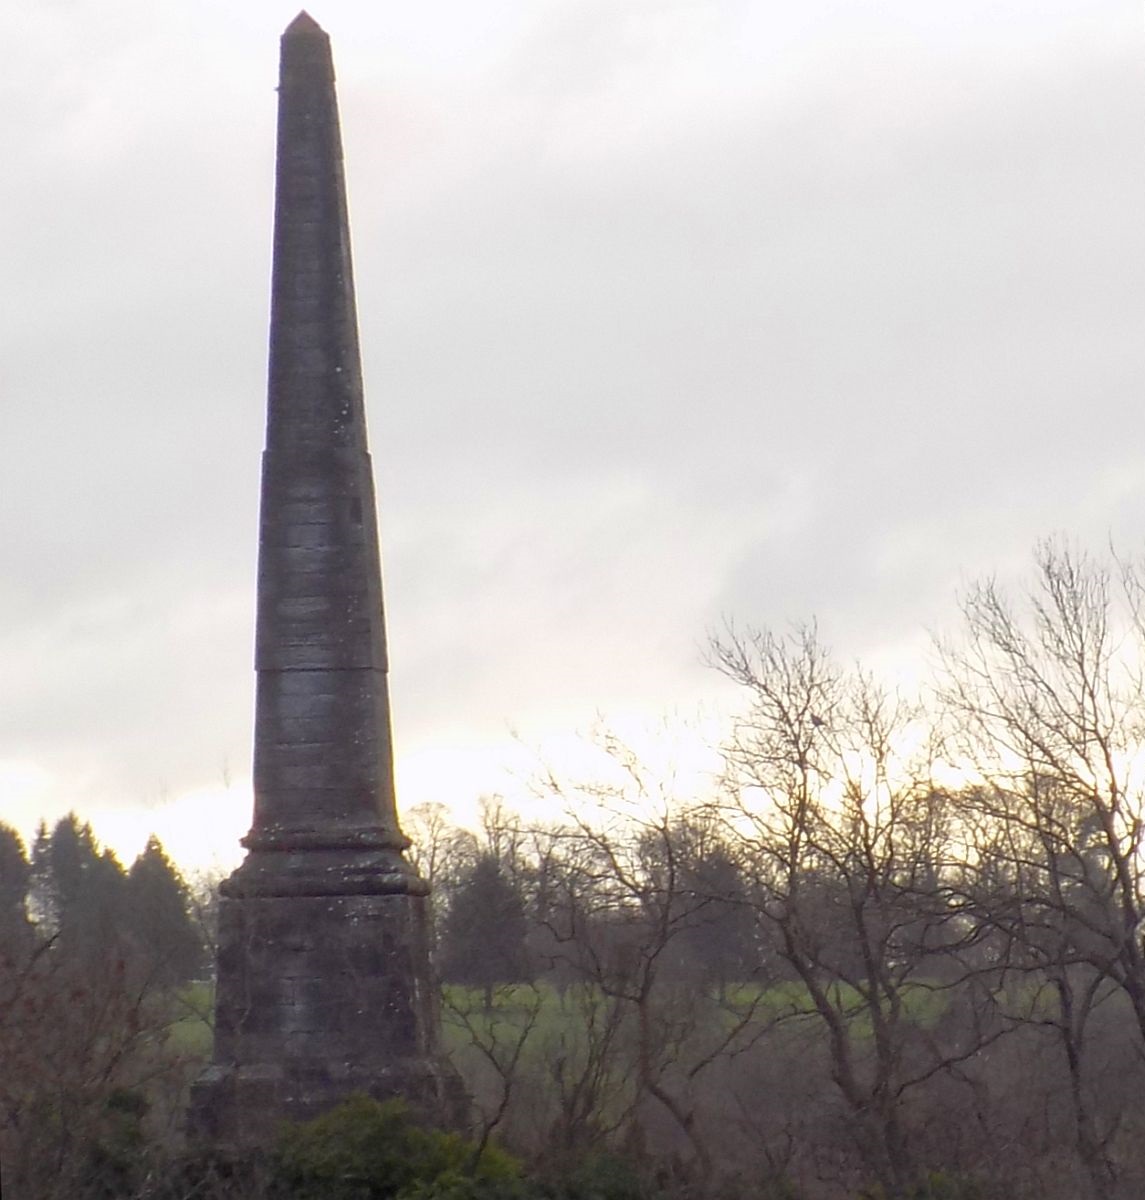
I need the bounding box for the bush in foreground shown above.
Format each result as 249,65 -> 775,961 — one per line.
271,1094 -> 522,1200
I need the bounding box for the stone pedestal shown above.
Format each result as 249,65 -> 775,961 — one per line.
190,891 -> 466,1142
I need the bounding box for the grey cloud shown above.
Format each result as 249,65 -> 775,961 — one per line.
1,2 -> 1141,827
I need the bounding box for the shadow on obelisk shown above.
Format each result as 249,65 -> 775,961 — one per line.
189,12 -> 467,1144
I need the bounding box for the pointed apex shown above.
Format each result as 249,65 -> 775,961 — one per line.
284,11 -> 324,37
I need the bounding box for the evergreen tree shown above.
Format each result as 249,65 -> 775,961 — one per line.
27,820 -> 52,928
0,823 -> 33,953
677,847 -> 757,997
124,835 -> 206,986
438,853 -> 531,1009
29,814 -> 128,959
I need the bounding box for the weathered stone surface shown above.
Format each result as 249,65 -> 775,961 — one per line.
191,11 -> 464,1142
192,891 -> 458,1141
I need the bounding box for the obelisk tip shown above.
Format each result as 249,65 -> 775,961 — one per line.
283,11 -> 325,37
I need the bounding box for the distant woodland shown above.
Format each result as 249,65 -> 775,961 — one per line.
4,542 -> 1145,1199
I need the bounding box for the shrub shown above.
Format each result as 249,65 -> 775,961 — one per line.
271,1094 -> 521,1200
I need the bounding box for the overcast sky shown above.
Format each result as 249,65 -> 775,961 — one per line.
2,0 -> 1143,869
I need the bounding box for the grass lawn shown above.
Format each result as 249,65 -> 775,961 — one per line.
165,979 -> 214,1059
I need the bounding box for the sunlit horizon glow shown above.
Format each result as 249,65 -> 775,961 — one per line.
3,708 -> 735,875
11,688 -> 1145,878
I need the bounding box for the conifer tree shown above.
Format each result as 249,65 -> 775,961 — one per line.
438,853 -> 531,1010
29,814 -> 128,959
125,835 -> 206,986
0,823 -> 33,952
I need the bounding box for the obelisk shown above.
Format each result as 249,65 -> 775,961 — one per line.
191,12 -> 461,1142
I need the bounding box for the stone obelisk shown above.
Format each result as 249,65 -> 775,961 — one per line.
192,12 -> 460,1142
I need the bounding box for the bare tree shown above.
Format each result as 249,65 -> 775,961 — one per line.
710,622 -> 1003,1199
404,802 -> 480,895
530,735 -> 775,1185
442,979 -> 544,1159
937,542 -> 1145,1198
0,933 -> 200,1200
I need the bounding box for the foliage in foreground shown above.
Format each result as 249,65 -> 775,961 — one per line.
264,1095 -> 802,1200
272,1094 -> 521,1200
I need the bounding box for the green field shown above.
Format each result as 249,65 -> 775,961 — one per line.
161,975 -> 950,1073
166,979 -> 214,1059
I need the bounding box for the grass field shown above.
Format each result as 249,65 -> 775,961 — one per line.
166,979 -> 214,1059
163,974 -> 949,1067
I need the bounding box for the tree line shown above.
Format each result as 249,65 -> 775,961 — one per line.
0,815 -> 209,1199
3,540 -> 1145,1199
415,543 -> 1145,1200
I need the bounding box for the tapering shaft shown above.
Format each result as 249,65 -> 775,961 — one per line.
248,14 -> 402,857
